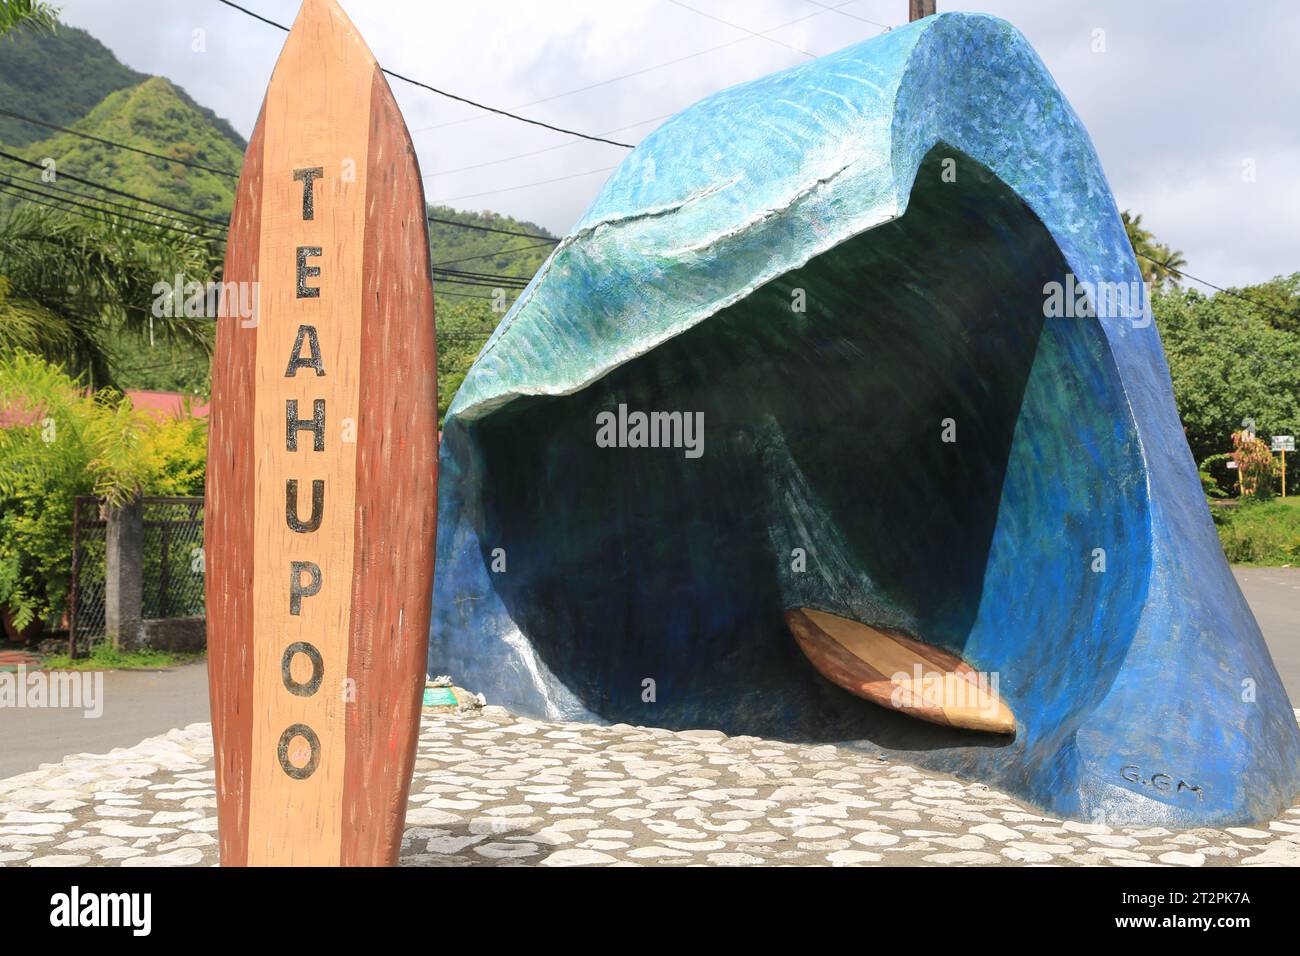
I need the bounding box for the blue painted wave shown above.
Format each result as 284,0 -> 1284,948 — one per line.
430,13 -> 1300,826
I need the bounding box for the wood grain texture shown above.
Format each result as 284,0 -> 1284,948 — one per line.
786,608 -> 1015,734
340,65 -> 437,867
206,0 -> 436,866
205,108 -> 264,869
243,0 -> 371,867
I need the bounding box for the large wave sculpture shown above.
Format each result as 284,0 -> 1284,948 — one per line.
429,12 -> 1300,827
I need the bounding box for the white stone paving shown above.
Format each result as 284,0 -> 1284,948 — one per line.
1,708 -> 1298,866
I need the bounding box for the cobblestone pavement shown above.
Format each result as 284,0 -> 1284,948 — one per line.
2,707 -> 1299,867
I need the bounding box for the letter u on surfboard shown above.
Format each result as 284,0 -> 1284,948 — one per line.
205,0 -> 437,866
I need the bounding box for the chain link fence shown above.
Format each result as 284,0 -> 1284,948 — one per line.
142,498 -> 205,620
69,496 -> 205,656
69,497 -> 107,656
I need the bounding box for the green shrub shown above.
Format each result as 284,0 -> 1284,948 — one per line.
0,351 -> 207,629
1214,498 -> 1300,565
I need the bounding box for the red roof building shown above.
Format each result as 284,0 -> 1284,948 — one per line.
0,390 -> 208,428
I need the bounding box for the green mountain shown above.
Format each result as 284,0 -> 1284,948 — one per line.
0,19 -> 557,405
0,20 -> 146,146
427,204 -> 556,300
14,76 -> 245,220
0,19 -> 244,148
0,18 -> 555,270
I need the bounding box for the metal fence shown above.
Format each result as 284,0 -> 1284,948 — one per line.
142,497 -> 206,620
69,496 -> 205,656
69,497 -> 107,656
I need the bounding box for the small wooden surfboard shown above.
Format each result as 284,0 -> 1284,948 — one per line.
205,0 -> 437,866
786,608 -> 1015,734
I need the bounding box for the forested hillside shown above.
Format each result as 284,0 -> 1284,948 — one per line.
0,20 -> 145,146
426,205 -> 556,297
9,77 -> 246,220
0,18 -> 243,152
0,19 -> 555,409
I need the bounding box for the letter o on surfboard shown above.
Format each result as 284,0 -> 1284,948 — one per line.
277,723 -> 322,780
281,641 -> 324,697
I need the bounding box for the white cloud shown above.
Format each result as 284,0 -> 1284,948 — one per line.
49,0 -> 1300,285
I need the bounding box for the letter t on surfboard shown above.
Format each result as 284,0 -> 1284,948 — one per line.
205,0 -> 437,866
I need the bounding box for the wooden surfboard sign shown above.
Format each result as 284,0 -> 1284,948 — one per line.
785,608 -> 1015,735
205,0 -> 437,866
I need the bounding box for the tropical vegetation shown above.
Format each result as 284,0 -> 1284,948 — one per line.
1122,209 -> 1187,287
1151,276 -> 1300,498
0,204 -> 217,388
0,350 -> 207,633
0,1 -> 57,39
1213,497 -> 1300,566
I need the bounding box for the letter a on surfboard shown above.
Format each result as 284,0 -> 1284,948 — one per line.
205,0 -> 437,866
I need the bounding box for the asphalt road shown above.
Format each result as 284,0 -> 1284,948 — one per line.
0,661 -> 210,779
1233,566 -> 1300,703
1,567 -> 1297,778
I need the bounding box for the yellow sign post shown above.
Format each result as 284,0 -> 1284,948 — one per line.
1272,436 -> 1294,498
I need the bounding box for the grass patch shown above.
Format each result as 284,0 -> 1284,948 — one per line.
1213,497 -> 1300,565
41,643 -> 204,671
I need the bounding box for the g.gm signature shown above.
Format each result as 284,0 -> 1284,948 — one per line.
1121,765 -> 1204,801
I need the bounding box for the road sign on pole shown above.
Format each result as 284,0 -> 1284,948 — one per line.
1273,436 -> 1293,498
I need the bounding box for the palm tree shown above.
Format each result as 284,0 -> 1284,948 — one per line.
1121,209 -> 1187,288
0,1 -> 59,36
1145,242 -> 1188,286
0,205 -> 218,387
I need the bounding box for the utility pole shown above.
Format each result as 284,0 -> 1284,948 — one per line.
910,0 -> 936,21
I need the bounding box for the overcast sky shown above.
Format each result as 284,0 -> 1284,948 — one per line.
47,0 -> 1300,288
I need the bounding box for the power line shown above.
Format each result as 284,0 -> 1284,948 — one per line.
668,0 -> 817,59
411,0 -> 869,136
431,280 -> 527,293
423,113 -> 674,178
431,272 -> 529,290
426,213 -> 558,243
379,66 -> 633,149
802,0 -> 895,31
0,180 -> 219,241
430,265 -> 530,285
0,147 -> 228,226
0,183 -> 219,243
0,107 -> 241,179
0,131 -> 571,249
0,178 -> 224,241
430,165 -> 617,204
0,168 -> 227,236
0,146 -> 557,259
433,264 -> 530,282
434,264 -> 531,282
431,240 -> 556,268
433,285 -> 522,295
213,0 -> 634,149
1135,251 -> 1296,324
